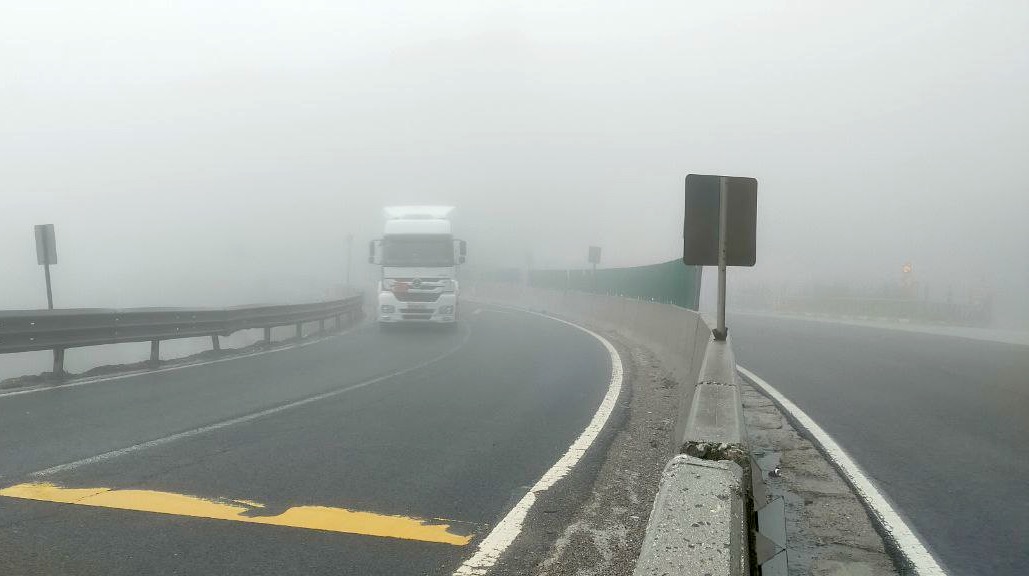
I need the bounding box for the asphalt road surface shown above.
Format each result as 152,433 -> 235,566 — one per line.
0,305 -> 613,576
729,313 -> 1029,576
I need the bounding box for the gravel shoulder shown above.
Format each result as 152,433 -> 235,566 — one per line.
488,333 -> 688,576
742,382 -> 898,575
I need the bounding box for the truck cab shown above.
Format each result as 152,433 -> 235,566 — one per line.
369,206 -> 466,326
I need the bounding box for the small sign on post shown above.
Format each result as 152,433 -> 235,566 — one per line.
683,175 -> 758,340
35,224 -> 58,265
34,223 -> 61,375
34,224 -> 58,310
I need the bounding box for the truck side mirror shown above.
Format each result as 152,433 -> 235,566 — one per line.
459,240 -> 467,264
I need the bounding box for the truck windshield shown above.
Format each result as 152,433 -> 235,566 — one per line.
382,235 -> 454,267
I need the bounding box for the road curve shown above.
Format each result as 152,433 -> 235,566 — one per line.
729,313 -> 1029,576
0,304 -> 614,576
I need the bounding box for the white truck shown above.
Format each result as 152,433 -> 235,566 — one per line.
369,206 -> 466,327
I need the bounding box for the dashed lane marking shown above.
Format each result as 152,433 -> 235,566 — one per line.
29,325 -> 472,478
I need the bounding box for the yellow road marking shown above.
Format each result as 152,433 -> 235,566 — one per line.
0,482 -> 473,546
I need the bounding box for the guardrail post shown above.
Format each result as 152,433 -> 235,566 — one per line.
211,335 -> 220,352
150,340 -> 160,364
295,322 -> 303,340
52,348 -> 65,377
264,326 -> 272,344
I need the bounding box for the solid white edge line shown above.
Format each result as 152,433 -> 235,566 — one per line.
29,326 -> 471,477
453,311 -> 623,576
737,365 -> 947,576
0,322 -> 368,399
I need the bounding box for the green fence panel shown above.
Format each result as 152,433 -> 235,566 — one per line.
529,260 -> 702,310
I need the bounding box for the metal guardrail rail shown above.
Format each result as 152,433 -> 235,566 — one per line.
0,295 -> 364,375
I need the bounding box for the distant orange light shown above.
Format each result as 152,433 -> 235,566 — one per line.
902,263 -> 912,274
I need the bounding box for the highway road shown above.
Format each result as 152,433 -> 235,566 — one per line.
729,313 -> 1029,576
0,305 -> 615,576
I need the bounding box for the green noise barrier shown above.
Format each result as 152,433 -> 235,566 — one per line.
528,260 -> 701,310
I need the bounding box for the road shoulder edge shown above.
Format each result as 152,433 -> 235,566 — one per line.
738,365 -> 947,576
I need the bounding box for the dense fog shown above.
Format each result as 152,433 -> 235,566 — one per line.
3,2 -> 1027,327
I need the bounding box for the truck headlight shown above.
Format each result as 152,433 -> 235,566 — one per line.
381,305 -> 396,313
439,305 -> 454,315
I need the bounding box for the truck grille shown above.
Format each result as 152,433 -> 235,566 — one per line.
394,291 -> 441,303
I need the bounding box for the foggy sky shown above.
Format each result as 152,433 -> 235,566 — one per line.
3,2 -> 1027,324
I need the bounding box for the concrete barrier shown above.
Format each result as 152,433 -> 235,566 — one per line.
467,283 -> 710,387
680,337 -> 748,464
633,456 -> 747,576
468,283 -> 752,576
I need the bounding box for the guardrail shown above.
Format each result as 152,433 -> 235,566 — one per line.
0,296 -> 364,376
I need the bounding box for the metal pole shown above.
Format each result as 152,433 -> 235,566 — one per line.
592,263 -> 597,294
211,334 -> 221,351
39,229 -> 55,310
714,176 -> 729,340
44,263 -> 54,310
41,224 -> 55,311
42,228 -> 58,371
150,340 -> 160,364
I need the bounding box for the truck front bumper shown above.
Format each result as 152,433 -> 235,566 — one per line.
378,293 -> 457,324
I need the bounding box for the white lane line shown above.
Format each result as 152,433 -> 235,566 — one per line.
1,323 -> 369,399
453,313 -> 623,576
30,327 -> 472,478
737,365 -> 947,576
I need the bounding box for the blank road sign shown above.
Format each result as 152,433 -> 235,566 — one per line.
683,174 -> 757,266
588,246 -> 602,265
34,224 -> 57,265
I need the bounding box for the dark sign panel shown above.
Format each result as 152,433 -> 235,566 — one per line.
34,224 -> 58,265
588,245 -> 602,265
683,174 -> 757,266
